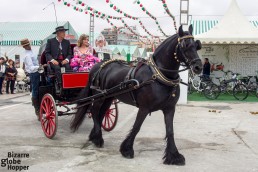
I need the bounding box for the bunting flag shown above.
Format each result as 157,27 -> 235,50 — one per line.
120,19 -> 147,38
158,0 -> 177,32
105,0 -> 139,20
60,0 -> 119,29
104,0 -> 160,37
59,0 -> 166,40
135,0 -> 168,37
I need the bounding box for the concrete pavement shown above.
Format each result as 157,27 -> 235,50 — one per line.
0,94 -> 258,172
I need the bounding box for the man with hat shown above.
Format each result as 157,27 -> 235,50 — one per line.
20,38 -> 40,120
45,26 -> 72,93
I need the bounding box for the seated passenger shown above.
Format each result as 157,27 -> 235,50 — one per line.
45,26 -> 72,93
70,34 -> 100,72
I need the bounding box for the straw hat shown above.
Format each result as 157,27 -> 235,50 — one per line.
20,38 -> 30,47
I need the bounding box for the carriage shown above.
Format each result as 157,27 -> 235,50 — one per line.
35,25 -> 204,165
37,41 -> 119,139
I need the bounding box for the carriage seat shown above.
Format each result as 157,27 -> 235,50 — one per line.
40,51 -> 74,76
40,51 -> 55,76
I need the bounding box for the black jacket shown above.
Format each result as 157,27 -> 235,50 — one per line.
45,38 -> 72,62
203,62 -> 211,76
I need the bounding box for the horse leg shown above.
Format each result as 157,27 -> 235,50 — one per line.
120,108 -> 149,159
97,98 -> 113,126
162,106 -> 185,165
89,98 -> 113,148
89,102 -> 104,148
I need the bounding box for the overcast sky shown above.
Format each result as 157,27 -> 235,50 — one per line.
0,0 -> 257,36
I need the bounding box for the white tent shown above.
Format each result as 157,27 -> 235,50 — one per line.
139,48 -> 147,59
196,0 -> 258,44
108,45 -> 120,55
116,46 -> 127,57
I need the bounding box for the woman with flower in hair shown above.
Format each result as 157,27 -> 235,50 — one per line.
70,34 -> 100,72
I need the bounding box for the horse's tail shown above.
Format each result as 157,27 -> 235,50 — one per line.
70,84 -> 91,132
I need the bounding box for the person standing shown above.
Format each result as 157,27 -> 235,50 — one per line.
45,26 -> 72,93
5,59 -> 17,94
0,57 -> 6,94
202,58 -> 211,79
20,38 -> 40,120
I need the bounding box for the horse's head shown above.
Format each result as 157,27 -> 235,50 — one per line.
176,25 -> 203,75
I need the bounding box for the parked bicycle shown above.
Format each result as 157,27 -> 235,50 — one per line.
211,71 -> 249,100
188,71 -> 220,100
240,75 -> 257,96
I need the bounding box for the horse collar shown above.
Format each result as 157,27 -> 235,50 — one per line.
148,56 -> 181,87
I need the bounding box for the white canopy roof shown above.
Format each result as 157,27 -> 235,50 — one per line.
196,0 -> 258,44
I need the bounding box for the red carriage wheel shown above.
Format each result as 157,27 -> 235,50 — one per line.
102,100 -> 118,131
40,94 -> 58,139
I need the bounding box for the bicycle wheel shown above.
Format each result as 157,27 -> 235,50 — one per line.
203,83 -> 220,100
233,84 -> 249,100
248,83 -> 258,96
255,87 -> 258,98
225,81 -> 236,95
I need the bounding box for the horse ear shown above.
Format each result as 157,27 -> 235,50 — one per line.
178,25 -> 184,37
189,24 -> 193,35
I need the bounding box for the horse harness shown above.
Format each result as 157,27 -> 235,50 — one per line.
91,35 -> 196,105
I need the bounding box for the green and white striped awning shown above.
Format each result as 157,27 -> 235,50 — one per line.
0,21 -> 78,46
250,21 -> 258,27
190,20 -> 219,35
190,20 -> 258,35
0,40 -> 42,46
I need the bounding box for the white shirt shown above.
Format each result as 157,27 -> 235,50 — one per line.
24,50 -> 39,73
0,64 -> 6,73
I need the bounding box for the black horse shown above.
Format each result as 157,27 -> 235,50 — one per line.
71,25 -> 203,165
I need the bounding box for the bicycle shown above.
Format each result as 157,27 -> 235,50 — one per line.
211,70 -> 235,95
188,72 -> 220,100
241,75 -> 258,96
211,72 -> 249,100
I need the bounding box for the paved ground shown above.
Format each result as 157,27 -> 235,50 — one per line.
0,93 -> 258,172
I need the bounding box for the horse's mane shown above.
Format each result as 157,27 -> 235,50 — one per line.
153,31 -> 192,58
153,34 -> 178,58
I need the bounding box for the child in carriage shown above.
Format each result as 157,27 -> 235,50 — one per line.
70,34 -> 100,72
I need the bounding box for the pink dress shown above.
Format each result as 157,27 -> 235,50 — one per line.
70,46 -> 101,72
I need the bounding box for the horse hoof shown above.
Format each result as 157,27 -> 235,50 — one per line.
92,138 -> 104,148
120,149 -> 134,159
163,152 -> 185,165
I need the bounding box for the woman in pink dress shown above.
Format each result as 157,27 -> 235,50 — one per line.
70,34 -> 100,72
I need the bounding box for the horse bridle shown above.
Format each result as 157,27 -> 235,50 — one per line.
175,35 -> 201,68
153,35 -> 199,74
148,35 -> 200,87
